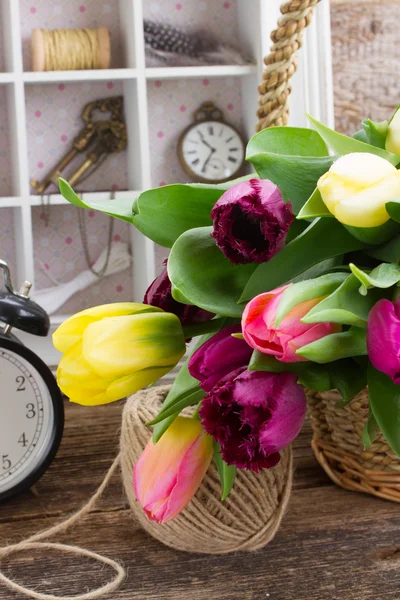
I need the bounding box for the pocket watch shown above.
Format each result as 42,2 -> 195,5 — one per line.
178,101 -> 246,184
0,260 -> 64,501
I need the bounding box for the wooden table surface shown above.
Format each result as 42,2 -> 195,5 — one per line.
1,399 -> 400,600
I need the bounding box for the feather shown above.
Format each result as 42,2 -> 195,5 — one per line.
144,19 -> 251,67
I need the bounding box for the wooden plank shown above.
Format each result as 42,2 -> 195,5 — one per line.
0,399 -> 399,599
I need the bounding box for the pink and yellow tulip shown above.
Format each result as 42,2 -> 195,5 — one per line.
133,417 -> 213,523
242,285 -> 339,362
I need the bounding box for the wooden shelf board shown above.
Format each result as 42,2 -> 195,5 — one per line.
22,68 -> 138,83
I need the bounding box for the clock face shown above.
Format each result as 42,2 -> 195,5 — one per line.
180,121 -> 245,182
0,341 -> 63,500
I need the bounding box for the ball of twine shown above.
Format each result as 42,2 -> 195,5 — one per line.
121,385 -> 293,554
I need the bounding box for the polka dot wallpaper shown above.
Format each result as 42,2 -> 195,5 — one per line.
143,0 -> 240,49
32,205 -> 133,314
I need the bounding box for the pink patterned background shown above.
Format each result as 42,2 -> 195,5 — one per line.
32,205 -> 133,313
0,0 -> 244,313
143,0 -> 240,48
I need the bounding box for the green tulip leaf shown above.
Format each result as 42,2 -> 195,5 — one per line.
302,274 -> 386,327
307,114 -> 400,166
385,201 -> 400,226
248,351 -> 331,391
366,233 -> 400,263
349,262 -> 400,295
327,359 -> 367,405
297,188 -> 333,220
296,327 -> 367,363
368,364 -> 400,457
169,227 -> 256,317
344,220 -> 400,245
362,410 -> 379,449
147,384 -> 204,426
355,119 -> 389,150
285,219 -> 309,243
240,218 -> 367,303
152,322 -> 232,442
59,178 -> 134,223
213,442 -> 236,501
275,272 -> 348,327
246,127 -> 333,214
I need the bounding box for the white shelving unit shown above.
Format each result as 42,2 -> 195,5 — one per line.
0,0 -> 333,365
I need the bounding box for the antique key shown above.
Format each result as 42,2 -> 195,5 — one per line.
30,96 -> 127,194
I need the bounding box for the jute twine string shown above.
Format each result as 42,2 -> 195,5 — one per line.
256,0 -> 321,131
120,386 -> 293,554
42,29 -> 102,71
0,386 -> 293,599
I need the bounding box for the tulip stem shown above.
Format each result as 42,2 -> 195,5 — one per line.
182,317 -> 232,339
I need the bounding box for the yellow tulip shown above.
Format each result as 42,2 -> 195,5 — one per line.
53,303 -> 186,406
386,109 -> 400,155
317,152 -> 400,227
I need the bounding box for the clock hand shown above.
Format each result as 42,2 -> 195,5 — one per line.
201,147 -> 215,174
197,130 -> 215,152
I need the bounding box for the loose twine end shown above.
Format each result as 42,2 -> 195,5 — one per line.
0,455 -> 125,600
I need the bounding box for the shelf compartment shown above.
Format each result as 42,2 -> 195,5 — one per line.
20,0 -> 137,71
25,80 -> 130,195
31,204 -> 134,315
147,76 -> 245,186
142,0 -> 254,70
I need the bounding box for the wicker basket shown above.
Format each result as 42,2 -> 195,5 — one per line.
307,389 -> 400,502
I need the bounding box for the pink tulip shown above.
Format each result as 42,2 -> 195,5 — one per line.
242,285 -> 339,362
367,298 -> 400,383
133,417 -> 213,523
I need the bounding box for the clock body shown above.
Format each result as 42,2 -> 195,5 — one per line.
0,335 -> 64,501
178,119 -> 245,183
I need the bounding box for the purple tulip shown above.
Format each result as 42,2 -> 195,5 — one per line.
144,260 -> 213,327
211,178 -> 294,265
199,367 -> 306,471
188,325 -> 253,391
367,298 -> 400,383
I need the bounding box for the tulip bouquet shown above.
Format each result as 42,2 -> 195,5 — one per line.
56,108 -> 400,523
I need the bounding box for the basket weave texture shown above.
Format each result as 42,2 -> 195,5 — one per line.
307,388 -> 400,503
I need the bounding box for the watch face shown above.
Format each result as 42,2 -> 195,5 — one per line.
180,121 -> 245,182
0,338 -> 64,500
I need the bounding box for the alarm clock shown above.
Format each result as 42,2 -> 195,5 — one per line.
178,101 -> 246,184
0,260 -> 64,502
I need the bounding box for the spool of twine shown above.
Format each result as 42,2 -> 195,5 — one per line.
31,28 -> 111,72
0,385 -> 293,599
